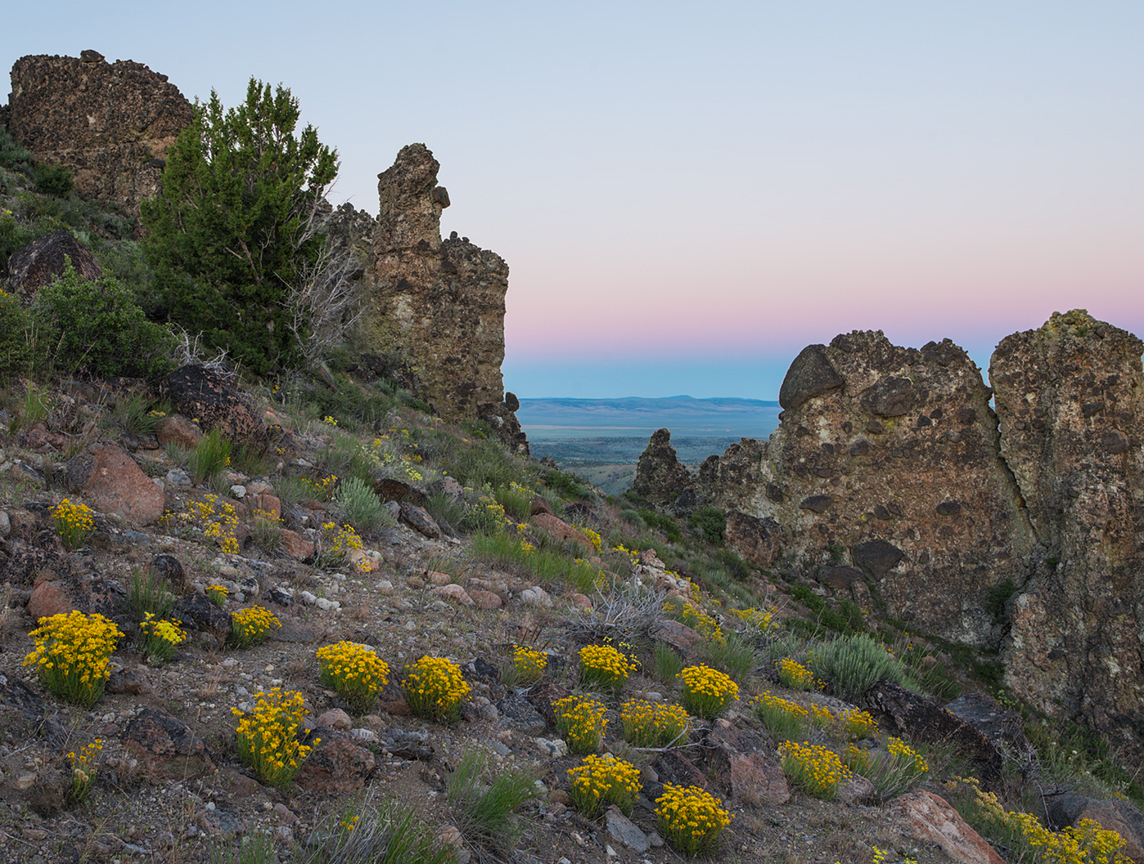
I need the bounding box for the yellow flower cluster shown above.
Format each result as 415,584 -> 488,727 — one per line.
403,656 -> 471,723
567,754 -> 641,818
951,776 -> 1131,864
170,494 -> 240,553
317,641 -> 390,713
553,695 -> 609,754
729,604 -> 779,632
302,474 -> 338,500
777,657 -> 817,690
665,597 -> 725,644
844,744 -> 873,774
837,707 -> 878,740
678,664 -> 739,720
52,498 -> 96,551
68,738 -> 103,803
317,522 -> 365,567
232,687 -> 317,788
620,699 -> 690,748
581,527 -> 603,552
779,741 -> 852,800
655,783 -> 733,856
887,737 -> 928,775
752,691 -> 809,740
229,606 -> 281,648
611,543 -> 640,567
513,646 -> 547,685
138,613 -> 186,663
579,644 -> 637,692
808,702 -> 835,729
23,611 -> 122,706
206,584 -> 229,607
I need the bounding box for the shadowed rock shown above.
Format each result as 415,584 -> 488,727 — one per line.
631,428 -> 694,504
7,230 -> 101,296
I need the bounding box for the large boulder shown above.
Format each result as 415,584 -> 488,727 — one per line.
6,50 -> 193,218
166,365 -> 268,448
64,442 -> 164,527
7,230 -> 101,298
991,310 -> 1144,765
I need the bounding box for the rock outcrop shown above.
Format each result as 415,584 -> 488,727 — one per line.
689,312 -> 1144,763
6,50 -> 193,217
361,144 -> 525,451
991,310 -> 1144,764
631,428 -> 694,503
7,230 -> 101,297
698,331 -> 1035,648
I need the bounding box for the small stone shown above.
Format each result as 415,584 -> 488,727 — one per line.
520,586 -> 553,608
230,485 -> 246,498
317,709 -> 353,730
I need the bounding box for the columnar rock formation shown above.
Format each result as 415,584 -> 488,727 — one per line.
6,50 -> 193,216
689,311 -> 1144,762
362,143 -> 525,451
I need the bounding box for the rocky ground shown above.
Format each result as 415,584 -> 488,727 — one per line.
0,372 -> 1139,864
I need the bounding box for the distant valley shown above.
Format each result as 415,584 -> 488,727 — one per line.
518,396 -> 779,495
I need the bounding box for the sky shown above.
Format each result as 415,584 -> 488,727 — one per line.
4,2 -> 1142,399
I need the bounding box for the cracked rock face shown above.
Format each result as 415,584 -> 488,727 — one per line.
699,330 -> 1035,649
991,310 -> 1144,763
7,51 -> 193,217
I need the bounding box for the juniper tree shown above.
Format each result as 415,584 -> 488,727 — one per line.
141,78 -> 338,374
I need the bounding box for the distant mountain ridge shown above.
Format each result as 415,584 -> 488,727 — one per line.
517,395 -> 780,439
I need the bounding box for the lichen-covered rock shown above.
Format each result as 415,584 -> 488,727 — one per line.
167,365 -> 268,448
122,708 -> 215,781
7,230 -> 102,297
991,310 -> 1144,764
64,442 -> 165,527
362,144 -> 524,450
698,331 -> 1035,647
6,51 -> 193,217
631,428 -> 693,504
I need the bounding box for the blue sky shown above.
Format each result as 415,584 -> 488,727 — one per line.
4,2 -> 1142,399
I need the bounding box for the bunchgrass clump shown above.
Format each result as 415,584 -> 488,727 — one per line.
655,783 -> 733,856
284,795 -> 455,864
777,657 -> 817,690
699,631 -> 757,681
578,643 -> 636,693
127,567 -> 177,621
403,656 -> 471,723
807,633 -> 906,700
138,613 -> 186,663
188,428 -> 232,485
567,754 -> 641,818
232,687 -> 317,788
620,699 -> 690,748
67,738 -> 103,804
678,664 -> 739,720
848,737 -> 929,801
751,691 -> 809,742
553,695 -> 609,754
229,606 -> 281,648
779,740 -> 852,800
652,644 -> 684,684
51,498 -> 95,550
317,641 -> 390,713
249,508 -> 283,552
335,476 -> 393,536
446,749 -> 539,858
22,611 -> 122,706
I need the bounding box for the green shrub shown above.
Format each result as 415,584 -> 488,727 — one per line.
690,506 -> 726,545
34,163 -> 73,198
0,128 -> 35,176
807,633 -> 907,700
32,261 -> 176,380
188,429 -> 232,485
335,475 -> 393,536
0,210 -> 35,276
0,290 -> 38,375
638,509 -> 683,543
541,466 -> 592,500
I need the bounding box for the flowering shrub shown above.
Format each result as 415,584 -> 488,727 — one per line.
663,596 -> 724,644
620,699 -> 690,748
166,494 -> 239,553
779,741 -> 852,800
553,696 -> 609,754
777,657 -> 817,690
808,702 -> 835,729
850,737 -> 929,801
23,611 -> 122,706
752,691 -> 809,741
655,784 -> 733,856
316,641 -> 390,713
302,473 -> 338,500
68,739 -> 103,803
836,707 -> 878,740
729,604 -> 779,633
403,656 -> 471,723
578,644 -> 636,692
678,665 -> 739,720
205,584 -> 229,607
229,606 -> 281,648
461,494 -> 512,533
52,499 -> 95,550
512,646 -> 547,685
138,613 -> 186,663
950,775 -> 1132,864
232,688 -> 317,788
567,754 -> 641,818
315,522 -> 364,568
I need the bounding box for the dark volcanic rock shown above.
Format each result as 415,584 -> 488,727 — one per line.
779,344 -> 844,411
723,511 -> 782,567
7,230 -> 102,297
122,708 -> 215,781
630,428 -> 694,504
167,365 -> 268,448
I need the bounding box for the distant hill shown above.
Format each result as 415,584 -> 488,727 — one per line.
517,395 -> 780,440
